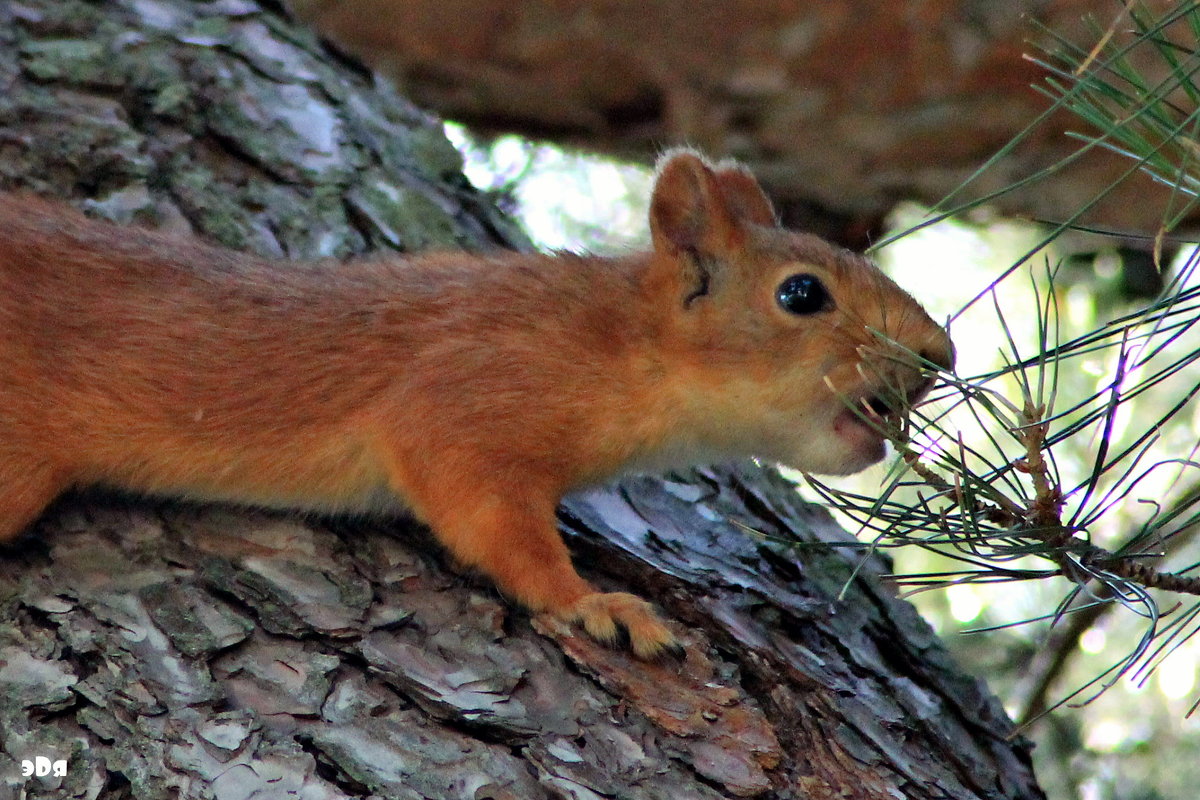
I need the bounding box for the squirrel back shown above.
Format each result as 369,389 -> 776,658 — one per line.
0,150 -> 953,658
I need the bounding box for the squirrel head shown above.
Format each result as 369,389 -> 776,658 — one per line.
644,149 -> 955,476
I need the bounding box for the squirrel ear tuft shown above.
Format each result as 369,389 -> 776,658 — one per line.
649,149 -> 740,256
712,162 -> 777,228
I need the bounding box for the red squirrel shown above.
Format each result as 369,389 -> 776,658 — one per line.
0,150 -> 952,658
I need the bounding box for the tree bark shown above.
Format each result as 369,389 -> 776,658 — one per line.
0,2 -> 1043,799
296,0 -> 1182,250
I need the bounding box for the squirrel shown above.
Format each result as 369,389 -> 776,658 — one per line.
0,149 -> 953,659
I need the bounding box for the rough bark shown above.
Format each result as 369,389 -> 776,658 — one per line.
296,0 -> 1183,250
0,2 -> 1042,799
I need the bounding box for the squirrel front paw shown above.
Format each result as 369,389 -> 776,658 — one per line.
560,591 -> 684,660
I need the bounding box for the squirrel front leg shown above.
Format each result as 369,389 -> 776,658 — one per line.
398,466 -> 680,659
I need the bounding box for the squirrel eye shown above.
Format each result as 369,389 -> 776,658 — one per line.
776,273 -> 829,315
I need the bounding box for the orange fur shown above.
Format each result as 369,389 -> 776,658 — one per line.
0,150 -> 953,658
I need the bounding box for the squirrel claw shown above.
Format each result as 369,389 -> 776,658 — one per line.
567,591 -> 680,661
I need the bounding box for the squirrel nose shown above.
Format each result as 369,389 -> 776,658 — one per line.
918,336 -> 955,374
905,333 -> 954,406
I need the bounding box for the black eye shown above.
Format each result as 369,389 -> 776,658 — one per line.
776,273 -> 829,315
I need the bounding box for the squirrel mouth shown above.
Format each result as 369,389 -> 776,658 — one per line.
826,373 -> 936,461
828,393 -> 897,468
833,383 -> 924,448
863,394 -> 895,422
837,393 -> 897,437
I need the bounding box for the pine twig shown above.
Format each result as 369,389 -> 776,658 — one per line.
891,408 -> 1200,598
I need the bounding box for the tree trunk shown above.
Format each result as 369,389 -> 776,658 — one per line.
296,0 -> 1181,251
0,2 -> 1043,799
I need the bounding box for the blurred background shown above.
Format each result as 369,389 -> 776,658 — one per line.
293,3 -> 1200,798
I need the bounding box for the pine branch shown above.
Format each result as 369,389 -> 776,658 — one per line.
1018,481 -> 1200,722
893,401 -> 1200,599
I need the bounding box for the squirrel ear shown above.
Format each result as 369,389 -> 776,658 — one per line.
712,162 -> 777,228
648,149 -> 741,257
